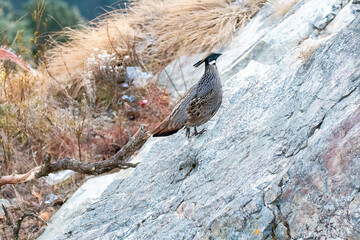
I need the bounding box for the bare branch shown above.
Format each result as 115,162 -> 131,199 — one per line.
0,166 -> 41,186
0,127 -> 151,186
2,204 -> 46,240
15,212 -> 47,234
2,204 -> 15,230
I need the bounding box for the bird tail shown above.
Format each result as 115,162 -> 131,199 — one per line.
152,120 -> 182,137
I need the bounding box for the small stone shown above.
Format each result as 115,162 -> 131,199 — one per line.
0,199 -> 11,216
264,184 -> 282,205
274,222 -> 289,240
349,195 -> 360,222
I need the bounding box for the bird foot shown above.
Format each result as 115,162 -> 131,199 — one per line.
193,127 -> 206,137
185,127 -> 191,138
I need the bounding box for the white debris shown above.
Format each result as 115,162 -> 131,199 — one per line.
44,170 -> 75,186
126,66 -> 153,86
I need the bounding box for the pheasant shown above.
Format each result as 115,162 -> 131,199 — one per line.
152,53 -> 222,138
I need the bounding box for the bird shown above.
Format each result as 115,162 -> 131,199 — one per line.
152,52 -> 222,138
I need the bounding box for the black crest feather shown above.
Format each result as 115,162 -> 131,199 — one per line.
193,53 -> 222,68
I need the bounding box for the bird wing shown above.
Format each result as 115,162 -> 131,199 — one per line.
186,89 -> 219,125
152,86 -> 196,137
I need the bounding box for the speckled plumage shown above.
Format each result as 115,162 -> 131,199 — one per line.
152,53 -> 222,137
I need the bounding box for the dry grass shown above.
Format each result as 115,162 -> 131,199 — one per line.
297,37 -> 326,62
268,0 -> 300,17
44,0 -> 266,99
0,71 -> 170,172
0,68 -> 170,238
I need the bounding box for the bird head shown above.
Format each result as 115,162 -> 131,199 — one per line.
193,53 -> 222,68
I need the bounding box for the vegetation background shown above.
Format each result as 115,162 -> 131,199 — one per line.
0,1 -> 170,239
1,0 -> 128,61
2,0 -> 128,20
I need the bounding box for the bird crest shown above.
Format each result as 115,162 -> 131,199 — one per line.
193,52 -> 222,68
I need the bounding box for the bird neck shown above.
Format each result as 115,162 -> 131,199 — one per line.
196,63 -> 221,96
197,63 -> 219,88
204,63 -> 218,75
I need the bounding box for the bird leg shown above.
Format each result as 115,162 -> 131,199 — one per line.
193,127 -> 206,136
185,127 -> 191,138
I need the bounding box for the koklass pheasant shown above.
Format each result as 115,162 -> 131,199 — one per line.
152,53 -> 222,138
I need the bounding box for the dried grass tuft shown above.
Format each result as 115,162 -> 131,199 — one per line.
268,0 -> 299,17
44,0 -> 266,99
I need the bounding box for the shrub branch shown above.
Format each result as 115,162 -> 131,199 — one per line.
0,126 -> 150,186
2,204 -> 47,240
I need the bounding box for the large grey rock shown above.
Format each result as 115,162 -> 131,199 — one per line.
40,1 -> 360,239
39,168 -> 137,238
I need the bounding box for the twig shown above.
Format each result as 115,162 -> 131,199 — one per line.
106,19 -> 121,57
0,166 -> 42,186
2,204 -> 15,231
164,69 -> 182,98
0,127 -> 150,186
60,51 -> 72,79
177,57 -> 187,91
2,204 -> 46,240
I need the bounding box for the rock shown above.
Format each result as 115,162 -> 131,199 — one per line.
40,1 -> 360,239
43,170 -> 75,186
0,199 -> 11,216
39,167 -> 136,240
126,66 -> 153,86
274,222 -> 289,240
264,184 -> 282,205
352,0 -> 360,12
349,196 -> 360,226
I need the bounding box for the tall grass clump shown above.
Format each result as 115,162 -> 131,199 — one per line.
268,0 -> 300,17
44,0 -> 267,99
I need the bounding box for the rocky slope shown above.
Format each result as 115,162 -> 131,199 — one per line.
40,0 -> 360,239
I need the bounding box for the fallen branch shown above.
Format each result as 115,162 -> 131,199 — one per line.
2,204 -> 47,240
0,47 -> 32,72
0,127 -> 151,186
0,166 -> 41,186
